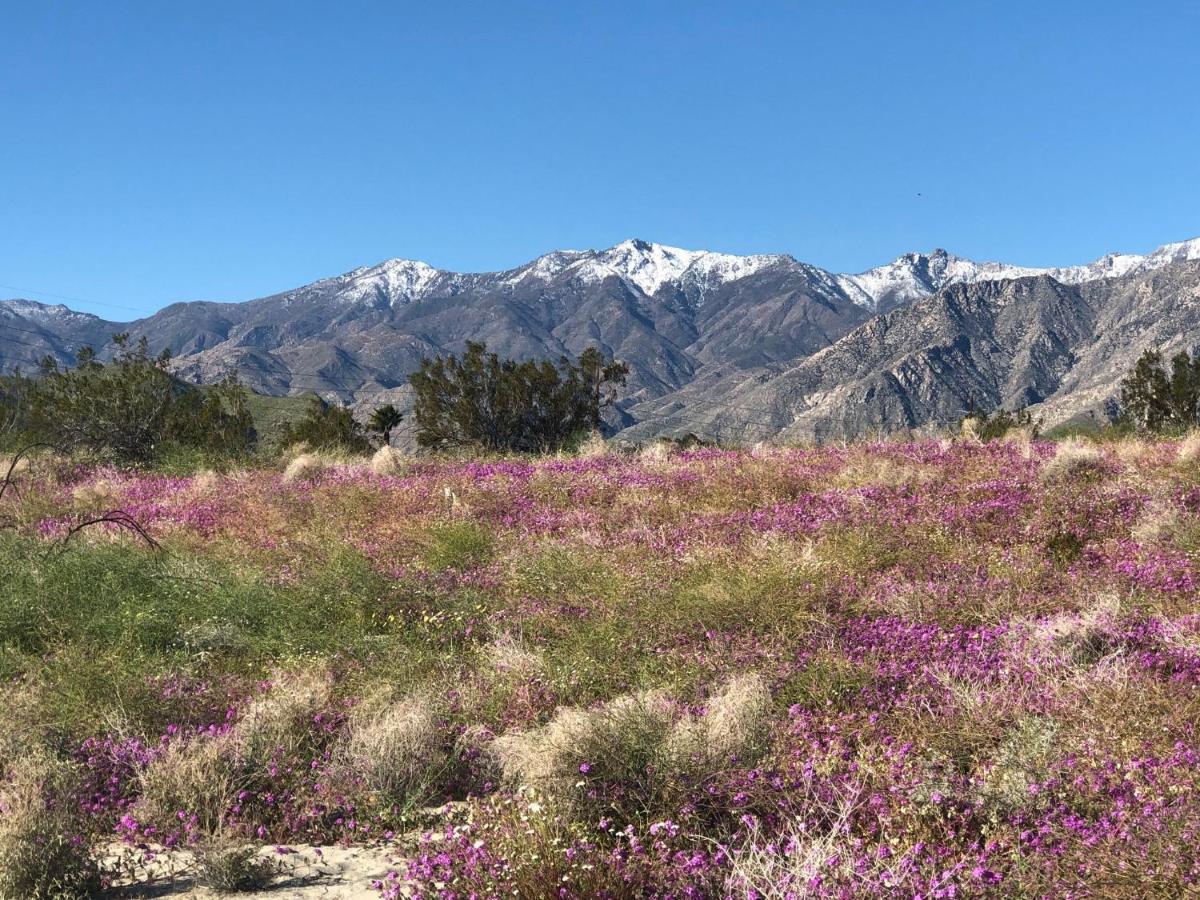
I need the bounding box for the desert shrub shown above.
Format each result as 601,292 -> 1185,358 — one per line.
23,335 -> 254,462
960,406 -> 1040,442
410,342 -> 627,453
1119,347 -> 1200,434
422,520 -> 493,572
192,837 -> 277,892
0,755 -> 100,900
278,397 -> 370,453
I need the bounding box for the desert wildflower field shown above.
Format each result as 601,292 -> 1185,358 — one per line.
4,436 -> 1200,897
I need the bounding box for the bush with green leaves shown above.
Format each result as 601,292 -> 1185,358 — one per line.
19,334 -> 254,462
409,342 -> 628,452
278,396 -> 371,452
1119,347 -> 1200,434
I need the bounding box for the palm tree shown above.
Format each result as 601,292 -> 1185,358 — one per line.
368,403 -> 404,446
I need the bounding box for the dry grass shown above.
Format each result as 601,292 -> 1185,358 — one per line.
1040,437 -> 1106,481
280,452 -> 324,484
1178,431 -> 1200,464
134,669 -> 331,835
494,675 -> 770,818
724,775 -> 870,899
0,755 -> 99,900
369,445 -> 406,476
135,736 -> 235,836
334,686 -> 447,804
576,432 -> 609,458
637,440 -> 673,464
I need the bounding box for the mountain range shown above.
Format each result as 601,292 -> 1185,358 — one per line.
4,236 -> 1200,444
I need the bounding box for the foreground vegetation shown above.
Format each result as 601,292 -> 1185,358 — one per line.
3,434 -> 1200,896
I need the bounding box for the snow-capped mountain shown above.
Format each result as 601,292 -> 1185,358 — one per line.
835,236 -> 1200,312
248,235 -> 1200,316
4,234 -> 1200,443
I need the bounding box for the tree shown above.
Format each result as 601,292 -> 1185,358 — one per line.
367,403 -> 404,446
26,334 -> 254,461
409,342 -> 628,453
1119,348 -> 1200,433
279,396 -> 371,452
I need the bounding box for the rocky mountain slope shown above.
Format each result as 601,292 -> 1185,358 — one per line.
3,236 -> 1200,442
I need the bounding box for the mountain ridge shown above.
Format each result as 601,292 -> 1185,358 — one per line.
4,236 -> 1200,444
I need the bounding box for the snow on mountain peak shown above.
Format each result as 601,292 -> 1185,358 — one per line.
334,258 -> 443,304
573,239 -> 784,296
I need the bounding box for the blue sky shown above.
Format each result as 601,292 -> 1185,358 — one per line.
1,1 -> 1198,317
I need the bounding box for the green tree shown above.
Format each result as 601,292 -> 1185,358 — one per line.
1119,348 -> 1200,433
367,403 -> 404,446
409,342 -> 628,452
278,396 -> 371,452
26,334 -> 254,461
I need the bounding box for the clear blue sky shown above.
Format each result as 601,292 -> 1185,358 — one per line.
2,0 -> 1198,317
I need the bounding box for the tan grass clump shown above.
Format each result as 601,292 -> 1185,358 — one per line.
486,633 -> 545,679
493,675 -> 770,817
958,416 -> 982,442
0,455 -> 30,480
1009,593 -> 1122,668
725,775 -> 867,898
834,455 -> 932,489
133,669 -> 331,835
0,755 -> 99,899
637,440 -> 673,464
135,736 -> 235,835
281,452 -> 324,484
1039,437 -> 1106,481
1131,500 -> 1184,545
977,717 -> 1059,814
369,445 -> 407,476
1178,431 -> 1200,464
233,668 -> 331,763
576,431 -> 609,458
669,673 -> 770,764
335,688 -> 445,803
189,469 -> 222,494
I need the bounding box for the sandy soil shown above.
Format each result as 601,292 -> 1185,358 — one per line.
104,843 -> 407,899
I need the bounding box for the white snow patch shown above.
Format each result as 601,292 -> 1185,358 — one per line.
333,259 -> 443,305
570,239 -> 785,297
